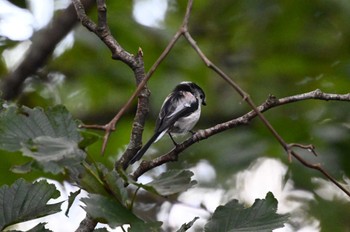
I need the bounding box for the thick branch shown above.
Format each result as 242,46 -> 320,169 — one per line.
75,214 -> 97,232
0,0 -> 95,100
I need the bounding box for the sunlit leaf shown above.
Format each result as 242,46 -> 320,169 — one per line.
0,179 -> 62,231
204,192 -> 289,232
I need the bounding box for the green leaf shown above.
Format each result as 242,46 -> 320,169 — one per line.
176,217 -> 199,232
10,160 -> 35,174
93,228 -> 109,232
0,105 -> 81,152
78,130 -> 100,149
204,192 -> 289,232
7,222 -> 53,232
104,170 -> 128,204
139,170 -> 197,196
78,163 -> 110,196
20,136 -> 86,174
82,194 -> 143,228
26,222 -> 52,232
0,179 -> 62,231
128,221 -> 163,232
65,189 -> 81,217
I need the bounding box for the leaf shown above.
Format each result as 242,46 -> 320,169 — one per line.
128,221 -> 163,232
0,105 -> 81,152
176,217 -> 199,232
82,194 -> 144,228
104,170 -> 128,204
26,222 -> 52,232
204,192 -> 289,232
20,136 -> 86,174
78,163 -> 110,196
65,189 -> 81,217
140,170 -> 197,196
93,228 -> 109,232
0,179 -> 62,231
10,160 -> 35,174
78,130 -> 100,149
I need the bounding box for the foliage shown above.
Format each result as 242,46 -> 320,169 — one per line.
204,192 -> 289,232
0,0 -> 350,231
0,178 -> 61,231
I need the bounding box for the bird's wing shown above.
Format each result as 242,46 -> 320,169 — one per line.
155,91 -> 198,133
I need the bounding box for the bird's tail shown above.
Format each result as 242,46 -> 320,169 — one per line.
128,132 -> 161,165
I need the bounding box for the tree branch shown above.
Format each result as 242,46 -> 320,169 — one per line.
72,0 -> 149,158
75,214 -> 97,232
72,0 -> 350,198
0,0 -> 95,100
131,90 -> 350,197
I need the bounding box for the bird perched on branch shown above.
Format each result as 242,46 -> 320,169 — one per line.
128,81 -> 206,165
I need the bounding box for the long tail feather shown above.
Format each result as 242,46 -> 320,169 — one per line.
128,132 -> 161,165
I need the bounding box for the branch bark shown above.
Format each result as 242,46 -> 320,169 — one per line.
0,0 -> 95,100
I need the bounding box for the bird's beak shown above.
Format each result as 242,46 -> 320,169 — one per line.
202,100 -> 206,106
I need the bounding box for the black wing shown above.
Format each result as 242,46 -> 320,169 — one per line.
155,91 -> 198,133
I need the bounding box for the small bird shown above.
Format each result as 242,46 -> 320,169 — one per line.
128,81 -> 206,165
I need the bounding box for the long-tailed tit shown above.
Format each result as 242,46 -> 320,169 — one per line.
128,81 -> 206,165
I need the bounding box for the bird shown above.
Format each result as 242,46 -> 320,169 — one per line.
128,81 -> 206,165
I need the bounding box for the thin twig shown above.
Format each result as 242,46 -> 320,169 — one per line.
72,0 -> 350,198
175,0 -> 350,197
131,90 -> 350,197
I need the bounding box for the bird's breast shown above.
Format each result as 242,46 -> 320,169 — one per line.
170,106 -> 201,134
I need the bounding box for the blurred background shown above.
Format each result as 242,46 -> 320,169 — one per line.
1,0 -> 350,231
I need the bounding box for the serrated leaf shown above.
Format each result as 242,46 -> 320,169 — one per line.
204,192 -> 289,232
176,217 -> 199,232
141,170 -> 197,196
0,105 -> 81,152
0,179 -> 62,231
65,189 -> 81,217
82,194 -> 143,228
20,136 -> 86,174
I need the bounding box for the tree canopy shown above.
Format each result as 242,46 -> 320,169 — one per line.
0,0 -> 349,231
